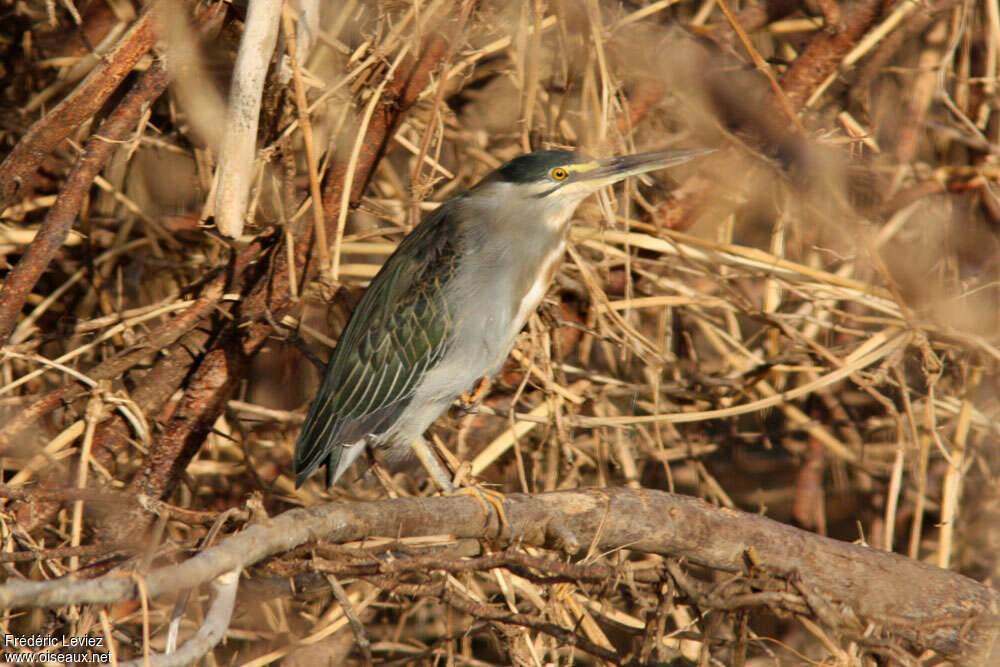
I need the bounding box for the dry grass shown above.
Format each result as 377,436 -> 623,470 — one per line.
1,0 -> 998,664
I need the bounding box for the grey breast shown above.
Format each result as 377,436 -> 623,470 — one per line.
422,190 -> 564,401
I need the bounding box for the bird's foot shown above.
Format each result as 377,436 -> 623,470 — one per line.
448,482 -> 509,534
459,376 -> 490,414
410,435 -> 508,531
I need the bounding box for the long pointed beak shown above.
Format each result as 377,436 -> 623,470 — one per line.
578,148 -> 715,189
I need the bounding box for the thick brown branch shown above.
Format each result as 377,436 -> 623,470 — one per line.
1,489 -> 995,661
319,37 -> 450,227
0,1 -> 163,211
778,0 -> 896,108
0,63 -> 170,344
127,327 -> 247,503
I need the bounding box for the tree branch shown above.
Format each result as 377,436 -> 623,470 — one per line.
1,488 -> 995,661
0,1 -> 163,211
118,568 -> 239,667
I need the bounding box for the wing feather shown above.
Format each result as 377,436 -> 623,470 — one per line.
294,201 -> 464,486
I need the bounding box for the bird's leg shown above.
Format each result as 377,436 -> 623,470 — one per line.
409,435 -> 457,493
459,376 -> 491,413
409,436 -> 509,533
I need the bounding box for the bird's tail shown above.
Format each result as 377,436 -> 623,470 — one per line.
294,399 -> 411,488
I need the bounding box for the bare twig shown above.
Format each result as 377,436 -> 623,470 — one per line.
213,0 -> 282,237
118,569 -> 240,667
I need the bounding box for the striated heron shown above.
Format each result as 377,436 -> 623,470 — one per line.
294,148 -> 712,492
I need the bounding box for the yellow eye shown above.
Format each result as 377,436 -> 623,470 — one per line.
551,167 -> 569,181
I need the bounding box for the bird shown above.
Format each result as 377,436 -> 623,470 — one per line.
294,147 -> 712,492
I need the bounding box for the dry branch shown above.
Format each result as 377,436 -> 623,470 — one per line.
778,0 -> 896,107
213,0 -> 282,238
118,569 -> 239,667
1,488 -> 996,661
0,1 -> 163,211
0,63 -> 169,344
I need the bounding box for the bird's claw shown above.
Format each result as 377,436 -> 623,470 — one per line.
449,483 -> 509,534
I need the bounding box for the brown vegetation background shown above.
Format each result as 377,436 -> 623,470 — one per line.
0,0 -> 998,664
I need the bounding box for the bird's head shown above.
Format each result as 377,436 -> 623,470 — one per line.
476,148 -> 713,217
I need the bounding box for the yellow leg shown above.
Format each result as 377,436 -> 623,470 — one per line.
409,436 -> 508,532
409,436 -> 456,492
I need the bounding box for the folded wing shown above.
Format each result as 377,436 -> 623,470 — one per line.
294,203 -> 462,486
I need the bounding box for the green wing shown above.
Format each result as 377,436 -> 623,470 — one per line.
294,202 -> 462,486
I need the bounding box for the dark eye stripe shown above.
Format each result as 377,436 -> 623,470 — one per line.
535,182 -> 563,198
